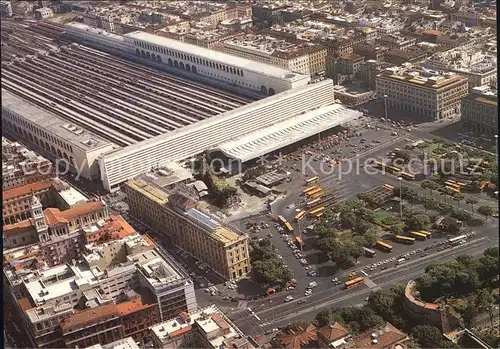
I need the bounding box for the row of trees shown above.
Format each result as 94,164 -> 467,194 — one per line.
416,248 -> 499,302
315,200 -> 378,269
249,239 -> 293,289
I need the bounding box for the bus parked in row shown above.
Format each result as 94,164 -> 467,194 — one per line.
363,247 -> 376,257
409,231 -> 428,240
375,240 -> 393,252
394,235 -> 415,245
306,176 -> 319,184
284,222 -> 294,233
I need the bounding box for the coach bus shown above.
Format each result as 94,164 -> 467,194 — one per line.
311,190 -> 325,198
363,247 -> 376,257
284,222 -> 294,233
306,176 -> 319,184
294,210 -> 306,222
400,172 -> 415,181
309,206 -> 325,217
394,235 -> 416,245
344,276 -> 364,289
306,188 -> 323,197
409,231 -> 428,240
375,240 -> 393,252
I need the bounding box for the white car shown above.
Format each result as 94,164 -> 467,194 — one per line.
284,296 -> 294,302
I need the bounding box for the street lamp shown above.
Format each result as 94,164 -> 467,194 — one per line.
295,208 -> 303,252
384,95 -> 388,128
397,177 -> 403,219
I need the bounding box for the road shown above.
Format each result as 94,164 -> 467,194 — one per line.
228,234 -> 498,335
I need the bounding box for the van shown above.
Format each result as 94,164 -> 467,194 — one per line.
396,258 -> 406,264
359,270 -> 368,277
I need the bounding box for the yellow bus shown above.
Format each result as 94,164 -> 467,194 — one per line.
309,207 -> 325,216
344,276 -> 364,289
306,188 -> 323,197
278,215 -> 287,224
284,222 -> 294,233
294,210 -> 306,221
400,172 -> 415,181
307,198 -> 322,207
446,186 -> 460,193
375,240 -> 393,252
444,181 -> 461,190
409,231 -> 428,240
383,184 -> 395,190
303,186 -> 318,194
478,181 -> 488,192
310,190 -> 325,198
306,176 -> 319,184
419,231 -> 432,238
386,165 -> 403,174
394,235 -> 416,244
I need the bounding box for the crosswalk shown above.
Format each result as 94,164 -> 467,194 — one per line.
237,300 -> 248,310
364,277 -> 378,289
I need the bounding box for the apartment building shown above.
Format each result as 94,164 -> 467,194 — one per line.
149,305 -> 258,349
376,66 -> 469,121
3,179 -> 55,225
2,137 -> 54,190
378,34 -> 416,51
6,233 -> 195,348
86,337 -> 141,349
216,34 -> 326,76
461,86 -> 498,136
333,54 -> 365,76
124,178 -> 250,280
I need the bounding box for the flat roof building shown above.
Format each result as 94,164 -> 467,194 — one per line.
376,65 -> 469,121
124,178 -> 250,280
461,86 -> 498,136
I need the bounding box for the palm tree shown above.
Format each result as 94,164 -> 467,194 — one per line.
452,193 -> 464,208
465,197 -> 479,213
438,187 -> 449,203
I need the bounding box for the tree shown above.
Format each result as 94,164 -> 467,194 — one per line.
406,214 -> 431,230
477,205 -> 493,220
389,224 -> 404,236
421,180 -> 440,196
473,289 -> 496,327
394,150 -> 411,163
452,192 -> 464,208
345,242 -> 364,263
466,197 -> 479,213
410,325 -> 445,348
251,259 -> 293,288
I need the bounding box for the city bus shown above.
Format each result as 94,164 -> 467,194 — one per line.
306,176 -> 320,184
383,184 -> 395,190
294,210 -> 306,222
400,172 -> 415,181
278,215 -> 287,225
375,240 -> 393,252
386,165 -> 403,174
444,181 -> 461,189
419,231 -> 432,238
306,188 -> 323,197
303,186 -> 318,194
409,231 -> 428,240
295,236 -> 304,248
284,222 -> 294,233
394,235 -> 416,245
363,247 -> 376,257
307,198 -> 322,207
344,276 -> 364,289
309,206 -> 325,217
448,234 -> 467,245
446,186 -> 460,193
310,190 -> 325,198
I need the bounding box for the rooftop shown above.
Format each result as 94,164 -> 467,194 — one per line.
123,31 -> 308,82
352,323 -> 409,349
85,336 -> 140,349
378,66 -> 468,88
1,90 -> 114,152
2,179 -> 54,201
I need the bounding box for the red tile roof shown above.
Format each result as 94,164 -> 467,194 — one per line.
276,324 -> 317,349
318,322 -> 350,342
211,313 -> 230,331
352,323 -> 408,349
169,325 -> 193,337
3,218 -> 35,237
3,180 -> 53,201
43,201 -> 105,226
60,304 -> 119,331
116,297 -> 156,316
